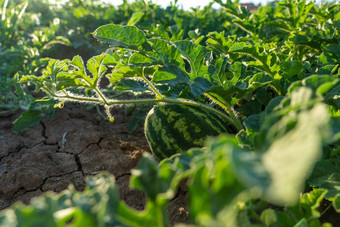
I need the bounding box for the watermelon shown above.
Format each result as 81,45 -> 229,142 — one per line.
144,104 -> 230,160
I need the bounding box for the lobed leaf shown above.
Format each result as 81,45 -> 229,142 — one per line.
92,24 -> 148,50
173,40 -> 210,79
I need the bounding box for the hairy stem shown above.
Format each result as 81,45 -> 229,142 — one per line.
204,92 -> 243,131
53,93 -> 235,126
139,68 -> 164,99
94,87 -> 109,105
162,97 -> 234,125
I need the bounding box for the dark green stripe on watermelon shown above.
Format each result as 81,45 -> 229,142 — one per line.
144,104 -> 230,160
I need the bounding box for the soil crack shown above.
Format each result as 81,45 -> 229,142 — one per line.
83,137 -> 104,152
115,173 -> 131,181
3,170 -> 84,209
74,154 -> 84,176
0,145 -> 25,162
0,141 -> 45,163
40,121 -> 47,140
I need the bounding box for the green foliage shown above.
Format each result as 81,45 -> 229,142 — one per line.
0,0 -> 70,115
1,0 -> 340,226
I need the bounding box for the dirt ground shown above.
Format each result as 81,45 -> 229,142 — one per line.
0,104 -> 188,225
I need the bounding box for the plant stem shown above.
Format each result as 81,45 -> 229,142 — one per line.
96,105 -> 108,120
157,204 -> 165,227
162,97 -> 234,125
308,202 -> 332,222
53,93 -> 235,127
204,92 -> 244,131
319,203 -> 332,219
142,74 -> 164,99
94,87 -> 109,105
139,68 -> 164,99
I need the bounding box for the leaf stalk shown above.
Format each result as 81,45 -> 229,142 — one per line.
204,92 -> 244,131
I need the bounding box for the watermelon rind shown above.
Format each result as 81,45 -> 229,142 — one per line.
144,104 -> 230,160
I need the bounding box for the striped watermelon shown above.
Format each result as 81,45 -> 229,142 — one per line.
144,104 -> 230,160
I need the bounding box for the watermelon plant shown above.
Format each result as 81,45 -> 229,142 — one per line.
17,27 -> 245,159
2,0 -> 340,226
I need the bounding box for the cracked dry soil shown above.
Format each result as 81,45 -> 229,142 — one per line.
0,104 -> 189,225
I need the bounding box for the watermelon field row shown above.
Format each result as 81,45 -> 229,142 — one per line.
1,0 -> 340,226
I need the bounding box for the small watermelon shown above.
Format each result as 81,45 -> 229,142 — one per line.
144,104 -> 230,160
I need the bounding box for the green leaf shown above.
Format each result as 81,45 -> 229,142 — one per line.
110,65 -> 138,79
152,69 -> 177,83
206,32 -> 236,55
229,43 -> 281,85
127,117 -> 140,133
315,174 -> 340,198
324,83 -> 340,109
42,59 -> 69,82
0,173 -> 123,226
209,56 -> 229,86
288,75 -> 336,94
186,138 -> 246,225
242,100 -> 262,116
115,79 -> 148,92
127,11 -> 144,26
12,100 -> 55,132
102,52 -> 121,66
231,144 -> 270,190
70,55 -> 85,71
169,24 -> 183,40
333,194 -> 340,212
208,79 -> 269,106
318,45 -> 340,65
147,38 -> 183,66
308,159 -> 340,187
228,61 -> 246,86
293,218 -> 308,227
285,191 -> 326,227
86,54 -> 107,86
128,53 -> 153,66
275,210 -> 296,227
244,114 -> 262,132
265,96 -> 284,114
190,77 -> 212,97
173,40 -> 209,79
92,24 -> 148,50
19,74 -> 47,92
117,201 -> 167,227
260,209 -> 277,226
255,87 -> 273,105
70,55 -> 92,86
55,72 -> 87,90
130,153 -> 176,203
299,188 -> 327,219
262,103 -> 329,205
288,75 -> 340,109
152,65 -> 190,85
317,65 -> 338,75
280,60 -> 305,79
